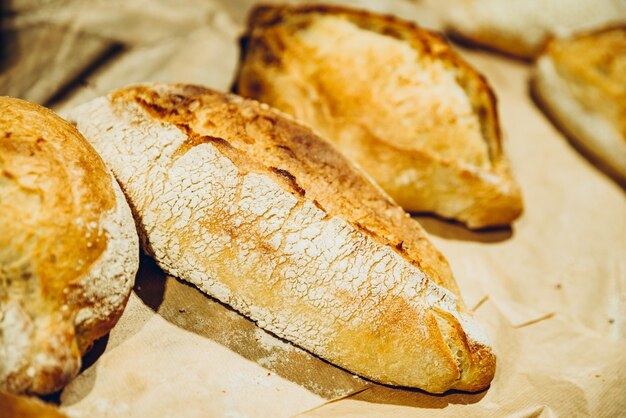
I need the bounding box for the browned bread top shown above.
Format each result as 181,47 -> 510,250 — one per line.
1,97 -> 115,308
70,83 -> 495,392
0,97 -> 138,394
240,3 -> 503,160
116,84 -> 460,299
235,4 -> 523,228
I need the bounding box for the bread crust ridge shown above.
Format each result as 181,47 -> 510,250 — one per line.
69,84 -> 496,393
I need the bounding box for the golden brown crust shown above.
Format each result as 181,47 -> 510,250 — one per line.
0,97 -> 138,394
71,83 -> 495,392
234,4 -> 523,229
0,98 -> 115,304
116,84 -> 460,299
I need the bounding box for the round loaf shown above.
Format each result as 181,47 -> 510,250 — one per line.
0,97 -> 139,395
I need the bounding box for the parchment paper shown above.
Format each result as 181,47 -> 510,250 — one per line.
2,1 -> 625,417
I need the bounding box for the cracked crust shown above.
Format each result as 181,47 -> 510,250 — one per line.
0,97 -> 139,395
532,26 -> 626,183
234,4 -> 522,229
69,83 -> 496,393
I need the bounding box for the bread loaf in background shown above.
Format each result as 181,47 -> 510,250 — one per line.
533,26 -> 626,184
69,83 -> 496,393
438,0 -> 626,59
0,97 -> 139,395
234,4 -> 522,229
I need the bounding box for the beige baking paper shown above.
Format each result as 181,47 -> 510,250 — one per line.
1,0 -> 625,417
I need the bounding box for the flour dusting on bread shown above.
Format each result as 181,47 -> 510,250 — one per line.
69,84 -> 496,392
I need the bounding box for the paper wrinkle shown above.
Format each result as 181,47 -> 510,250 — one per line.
471,295 -> 489,312
510,312 -> 555,329
458,255 -> 556,327
291,386 -> 374,418
506,405 -> 556,418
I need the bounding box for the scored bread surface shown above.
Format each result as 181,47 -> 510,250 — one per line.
533,26 -> 626,183
69,84 -> 495,393
235,4 -> 522,229
0,97 -> 139,395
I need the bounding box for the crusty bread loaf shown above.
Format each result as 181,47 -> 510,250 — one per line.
439,0 -> 626,59
234,4 -> 523,229
0,97 -> 139,395
533,26 -> 626,184
68,83 -> 495,393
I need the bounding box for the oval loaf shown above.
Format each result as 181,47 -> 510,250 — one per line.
0,97 -> 139,395
68,84 -> 496,393
235,4 -> 523,229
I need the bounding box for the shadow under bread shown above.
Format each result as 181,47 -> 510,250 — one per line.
413,214 -> 514,243
340,383 -> 489,410
133,256 -> 366,400
132,257 -> 490,407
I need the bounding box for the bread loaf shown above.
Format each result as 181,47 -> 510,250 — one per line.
439,0 -> 626,59
533,26 -> 626,184
0,97 -> 139,395
69,84 -> 495,393
234,4 -> 523,229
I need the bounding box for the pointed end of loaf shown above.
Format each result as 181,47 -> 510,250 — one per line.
432,308 -> 496,393
463,176 -> 524,230
452,340 -> 497,392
